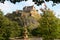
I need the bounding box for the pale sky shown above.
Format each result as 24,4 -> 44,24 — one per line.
0,0 -> 60,18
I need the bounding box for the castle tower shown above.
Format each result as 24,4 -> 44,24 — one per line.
23,5 -> 35,12
23,5 -> 41,20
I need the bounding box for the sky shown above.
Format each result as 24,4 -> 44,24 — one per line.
0,0 -> 60,18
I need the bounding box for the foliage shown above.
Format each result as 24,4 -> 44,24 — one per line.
0,0 -> 60,5
0,7 -> 60,40
5,11 -> 39,29
0,11 -> 21,40
5,10 -> 40,38
31,9 -> 60,40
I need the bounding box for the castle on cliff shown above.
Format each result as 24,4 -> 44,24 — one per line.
6,5 -> 41,20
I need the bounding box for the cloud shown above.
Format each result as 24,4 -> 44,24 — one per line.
0,1 -> 15,14
0,0 -> 34,14
0,0 -> 60,18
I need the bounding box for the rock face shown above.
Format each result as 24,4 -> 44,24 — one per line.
5,5 -> 41,29
6,7 -> 40,40
6,5 -> 41,20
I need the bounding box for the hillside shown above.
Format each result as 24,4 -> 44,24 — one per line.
5,6 -> 41,30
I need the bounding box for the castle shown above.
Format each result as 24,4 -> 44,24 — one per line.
23,5 -> 35,12
6,5 -> 41,20
23,5 -> 41,20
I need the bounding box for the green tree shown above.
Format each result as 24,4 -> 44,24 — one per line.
39,9 -> 59,40
0,0 -> 60,6
0,11 -> 11,40
10,21 -> 22,38
31,9 -> 59,40
5,10 -> 39,40
0,11 -> 21,40
56,18 -> 60,39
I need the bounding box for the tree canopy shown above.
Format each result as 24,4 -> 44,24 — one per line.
31,9 -> 60,40
0,4 -> 60,40
0,0 -> 60,5
0,10 -> 22,40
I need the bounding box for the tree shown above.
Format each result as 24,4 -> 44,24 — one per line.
33,0 -> 60,5
0,11 -> 11,40
56,18 -> 60,39
5,10 -> 39,40
0,10 -> 21,40
0,0 -> 60,40
39,9 -> 59,40
31,9 -> 59,40
0,0 -> 60,6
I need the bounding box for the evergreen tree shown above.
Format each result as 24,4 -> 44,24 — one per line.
31,9 -> 59,40
0,11 -> 21,40
39,9 -> 59,40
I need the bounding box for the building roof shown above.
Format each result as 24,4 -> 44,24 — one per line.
23,5 -> 35,12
